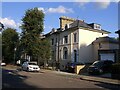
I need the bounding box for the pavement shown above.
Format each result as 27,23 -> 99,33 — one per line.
2,65 -> 120,86
51,70 -> 120,85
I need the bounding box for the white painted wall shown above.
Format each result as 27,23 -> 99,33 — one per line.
78,28 -> 108,63
59,30 -> 72,62
48,27 -> 110,70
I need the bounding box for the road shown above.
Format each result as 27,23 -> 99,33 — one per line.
2,67 -> 120,89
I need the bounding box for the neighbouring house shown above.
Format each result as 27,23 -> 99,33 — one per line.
45,16 -> 119,70
93,36 -> 119,62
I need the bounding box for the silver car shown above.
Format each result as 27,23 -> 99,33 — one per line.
22,62 -> 40,72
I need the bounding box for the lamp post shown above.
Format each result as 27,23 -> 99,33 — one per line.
14,48 -> 16,65
0,22 -> 4,63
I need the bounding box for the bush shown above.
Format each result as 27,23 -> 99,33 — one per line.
111,63 -> 120,80
112,63 -> 120,74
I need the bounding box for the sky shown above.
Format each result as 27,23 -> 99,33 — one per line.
0,1 -> 119,37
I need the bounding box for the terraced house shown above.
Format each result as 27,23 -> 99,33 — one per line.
45,16 -> 119,70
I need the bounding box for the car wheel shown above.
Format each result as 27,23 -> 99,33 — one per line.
37,70 -> 40,73
22,67 -> 24,71
26,67 -> 29,72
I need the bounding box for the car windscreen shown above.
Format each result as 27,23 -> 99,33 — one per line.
92,61 -> 103,67
28,63 -> 37,65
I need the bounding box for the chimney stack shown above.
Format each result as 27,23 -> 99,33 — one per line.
59,16 -> 76,29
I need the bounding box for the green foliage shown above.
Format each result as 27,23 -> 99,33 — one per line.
111,63 -> 120,79
116,37 -> 119,41
37,38 -> 51,67
20,7 -> 44,57
2,28 -> 19,63
21,7 -> 44,34
20,7 -> 51,65
39,38 -> 51,60
112,63 -> 120,74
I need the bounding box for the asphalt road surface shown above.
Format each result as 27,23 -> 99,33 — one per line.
2,68 -> 120,89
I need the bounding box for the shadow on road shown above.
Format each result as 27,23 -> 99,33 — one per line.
2,68 -> 42,89
95,83 -> 120,90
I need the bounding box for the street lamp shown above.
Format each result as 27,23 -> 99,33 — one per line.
0,22 -> 4,63
14,48 -> 16,65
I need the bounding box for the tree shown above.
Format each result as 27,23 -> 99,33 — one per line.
20,7 -> 45,60
117,37 -> 119,40
2,28 -> 19,63
38,38 -> 51,67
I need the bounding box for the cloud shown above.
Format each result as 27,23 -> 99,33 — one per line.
38,7 -> 45,13
47,6 -> 74,13
75,0 -> 90,7
38,6 -> 74,14
112,0 -> 119,2
75,0 -> 118,9
95,2 -> 110,9
94,0 -> 111,9
0,17 -> 20,29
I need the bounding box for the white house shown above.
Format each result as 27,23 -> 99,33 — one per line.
45,16 -> 119,70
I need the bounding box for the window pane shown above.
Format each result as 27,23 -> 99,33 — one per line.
52,39 -> 54,45
56,38 -> 57,43
65,51 -> 67,59
63,47 -> 68,59
74,33 -> 77,42
64,36 -> 68,43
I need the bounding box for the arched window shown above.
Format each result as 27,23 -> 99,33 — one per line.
63,47 -> 68,59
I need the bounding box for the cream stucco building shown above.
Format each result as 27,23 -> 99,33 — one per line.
45,16 -> 119,70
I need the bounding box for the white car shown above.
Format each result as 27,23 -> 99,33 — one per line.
22,62 -> 40,72
0,62 -> 6,66
1,62 -> 6,66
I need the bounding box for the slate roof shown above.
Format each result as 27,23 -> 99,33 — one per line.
45,18 -> 110,36
93,36 -> 118,43
70,20 -> 93,29
69,20 -> 110,34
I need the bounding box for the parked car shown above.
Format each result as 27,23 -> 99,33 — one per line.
16,60 -> 21,65
22,62 -> 40,72
88,60 -> 114,74
1,62 -> 6,66
66,62 -> 84,73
